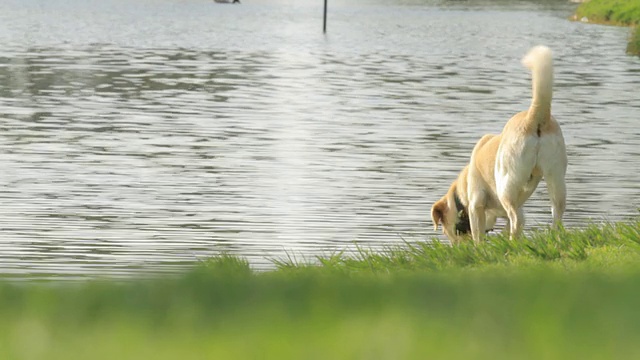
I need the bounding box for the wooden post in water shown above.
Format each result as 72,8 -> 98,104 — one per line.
323,0 -> 327,33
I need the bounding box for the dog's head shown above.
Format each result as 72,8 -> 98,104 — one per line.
431,188 -> 471,244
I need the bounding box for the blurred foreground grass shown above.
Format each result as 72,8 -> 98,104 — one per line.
2,219 -> 640,360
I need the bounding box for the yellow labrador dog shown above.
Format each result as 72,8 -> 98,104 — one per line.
431,46 -> 567,244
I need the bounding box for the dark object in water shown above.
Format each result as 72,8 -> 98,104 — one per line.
214,0 -> 240,3
323,0 -> 327,33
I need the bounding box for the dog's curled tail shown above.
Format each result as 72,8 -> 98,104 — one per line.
521,45 -> 553,128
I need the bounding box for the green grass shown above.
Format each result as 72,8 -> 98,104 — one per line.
574,0 -> 640,55
1,219 -> 640,359
276,219 -> 640,273
575,0 -> 640,26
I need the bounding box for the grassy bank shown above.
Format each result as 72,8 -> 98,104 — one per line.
276,219 -> 640,273
573,0 -> 640,55
1,219 -> 640,359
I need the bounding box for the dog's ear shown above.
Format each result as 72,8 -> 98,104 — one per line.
431,200 -> 447,231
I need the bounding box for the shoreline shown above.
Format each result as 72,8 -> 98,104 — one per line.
572,0 -> 640,55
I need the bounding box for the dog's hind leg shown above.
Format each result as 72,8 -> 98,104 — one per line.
545,172 -> 566,227
538,130 -> 567,228
496,181 -> 525,239
501,218 -> 511,236
503,205 -> 524,239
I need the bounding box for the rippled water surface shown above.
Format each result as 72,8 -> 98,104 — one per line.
0,0 -> 638,278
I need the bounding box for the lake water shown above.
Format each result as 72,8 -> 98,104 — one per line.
0,0 -> 638,278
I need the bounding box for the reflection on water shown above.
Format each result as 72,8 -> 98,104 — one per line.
0,0 -> 638,278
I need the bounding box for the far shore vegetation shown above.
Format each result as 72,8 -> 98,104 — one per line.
1,217 -> 639,359
573,0 -> 640,55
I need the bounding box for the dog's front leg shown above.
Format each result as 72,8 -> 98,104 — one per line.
469,202 -> 486,244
